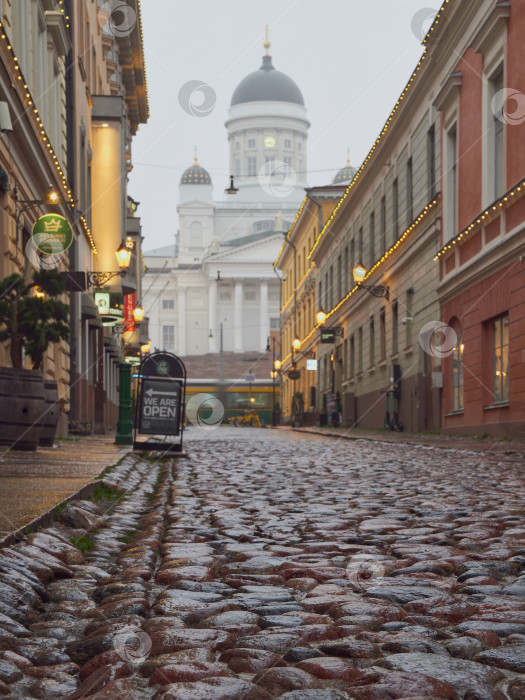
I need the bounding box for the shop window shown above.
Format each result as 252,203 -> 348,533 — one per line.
451,338 -> 464,411
493,314 -> 509,403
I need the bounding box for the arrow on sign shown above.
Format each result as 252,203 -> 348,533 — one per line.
145,388 -> 177,397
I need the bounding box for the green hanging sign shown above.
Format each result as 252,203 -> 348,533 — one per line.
32,214 -> 73,255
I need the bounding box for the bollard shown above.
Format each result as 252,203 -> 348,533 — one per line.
115,362 -> 133,445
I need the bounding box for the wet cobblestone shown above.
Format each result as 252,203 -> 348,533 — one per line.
0,428 -> 523,698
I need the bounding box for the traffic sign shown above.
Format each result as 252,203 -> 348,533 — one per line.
245,374 -> 256,382
139,378 -> 180,436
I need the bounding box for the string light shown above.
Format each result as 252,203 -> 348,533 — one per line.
307,0 -> 453,260
0,1 -> 149,252
279,198 -> 439,368
281,263 -> 315,313
433,177 -> 525,261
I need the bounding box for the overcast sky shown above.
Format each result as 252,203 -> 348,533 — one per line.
128,0 -> 438,252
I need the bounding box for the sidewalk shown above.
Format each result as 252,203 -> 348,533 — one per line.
0,435 -> 129,540
290,424 -> 525,456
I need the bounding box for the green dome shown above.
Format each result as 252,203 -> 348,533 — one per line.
180,159 -> 212,185
333,156 -> 357,184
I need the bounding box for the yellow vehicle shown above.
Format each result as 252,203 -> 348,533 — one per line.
228,409 -> 262,427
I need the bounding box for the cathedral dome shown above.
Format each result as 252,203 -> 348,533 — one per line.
231,33 -> 304,107
333,152 -> 357,184
180,152 -> 212,185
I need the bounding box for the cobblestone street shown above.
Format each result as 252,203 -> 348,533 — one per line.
0,428 -> 524,698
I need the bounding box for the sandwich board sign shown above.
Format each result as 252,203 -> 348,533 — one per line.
134,351 -> 186,453
140,379 -> 180,435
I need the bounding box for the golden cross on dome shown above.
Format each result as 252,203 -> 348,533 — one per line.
264,25 -> 270,56
193,145 -> 198,166
346,147 -> 351,167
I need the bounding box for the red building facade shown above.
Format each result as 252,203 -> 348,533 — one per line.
436,1 -> 525,437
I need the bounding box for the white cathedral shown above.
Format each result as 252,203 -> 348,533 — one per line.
143,36 -> 354,357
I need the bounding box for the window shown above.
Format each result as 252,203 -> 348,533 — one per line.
406,157 -> 413,224
162,299 -> 174,310
392,179 -> 399,239
380,308 -> 386,361
324,272 -> 329,309
337,255 -> 342,301
244,290 -> 257,301
162,325 -> 175,351
369,316 -> 375,367
318,281 -> 322,311
427,125 -> 436,199
392,301 -> 398,355
405,289 -> 413,347
284,138 -> 292,149
247,157 -> 257,176
446,125 -> 457,240
452,338 -> 464,411
298,141 -> 302,150
248,138 -> 256,149
369,212 -> 375,264
344,246 -> 348,294
235,141 -> 241,152
350,334 -> 355,378
350,239 -> 355,284
493,70 -> 505,199
380,196 -> 386,254
343,339 -> 348,379
358,327 -> 363,373
358,227 -> 363,261
493,315 -> 509,403
270,317 -> 280,330
235,159 -> 240,177
329,266 -> 334,308
265,156 -> 275,174
284,156 -> 293,170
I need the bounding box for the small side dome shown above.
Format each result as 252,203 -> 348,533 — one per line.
180,148 -> 212,185
333,150 -> 357,184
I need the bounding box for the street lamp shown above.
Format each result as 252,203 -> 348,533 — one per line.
352,261 -> 390,300
86,242 -> 133,288
14,185 -> 70,243
132,305 -> 145,323
225,175 -> 239,195
140,340 -> 151,354
316,308 -> 327,325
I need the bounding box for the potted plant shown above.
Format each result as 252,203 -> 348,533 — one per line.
0,269 -> 69,450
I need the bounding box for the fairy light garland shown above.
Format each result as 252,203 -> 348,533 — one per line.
307,0 -> 453,261
279,198 -> 439,367
274,197 -> 307,267
0,16 -> 98,253
136,1 -> 150,119
281,263 -> 315,313
434,178 -> 525,261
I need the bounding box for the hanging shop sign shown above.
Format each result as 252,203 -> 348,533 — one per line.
32,214 -> 73,254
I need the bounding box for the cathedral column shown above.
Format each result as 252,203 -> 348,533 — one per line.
260,280 -> 268,350
177,287 -> 186,356
208,279 -> 217,353
234,279 -> 243,353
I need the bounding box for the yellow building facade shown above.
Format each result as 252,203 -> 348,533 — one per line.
275,185 -> 345,423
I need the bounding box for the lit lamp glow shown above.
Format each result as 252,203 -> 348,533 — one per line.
292,337 -> 301,350
353,262 -> 367,283
316,309 -> 327,325
35,287 -> 45,299
140,340 -> 151,354
270,370 -> 277,379
274,360 -> 282,370
133,306 -> 144,323
115,243 -> 132,271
